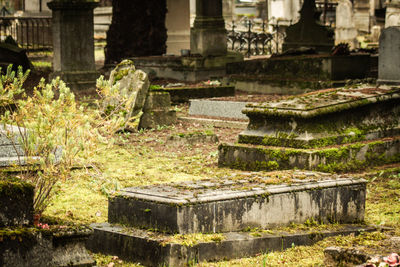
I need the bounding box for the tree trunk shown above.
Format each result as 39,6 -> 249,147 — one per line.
105,0 -> 167,65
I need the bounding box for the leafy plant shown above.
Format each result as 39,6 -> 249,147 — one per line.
0,66 -> 129,216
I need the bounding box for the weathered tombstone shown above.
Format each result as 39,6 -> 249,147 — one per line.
378,27 -> 400,84
335,0 -> 358,49
385,0 -> 400,28
370,25 -> 381,42
282,0 -> 334,53
353,0 -> 370,32
104,60 -> 150,131
47,0 -> 99,90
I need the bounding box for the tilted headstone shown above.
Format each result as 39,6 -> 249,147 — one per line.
378,26 -> 400,84
105,60 -> 150,131
335,0 -> 358,48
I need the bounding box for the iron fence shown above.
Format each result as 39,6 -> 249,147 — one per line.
0,16 -> 52,52
227,19 -> 287,57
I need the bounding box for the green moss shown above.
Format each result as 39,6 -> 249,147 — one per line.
0,178 -> 34,199
113,69 -> 129,84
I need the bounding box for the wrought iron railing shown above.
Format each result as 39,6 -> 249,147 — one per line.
227,18 -> 287,57
0,16 -> 52,52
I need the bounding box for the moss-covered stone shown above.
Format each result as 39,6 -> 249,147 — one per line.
0,178 -> 34,227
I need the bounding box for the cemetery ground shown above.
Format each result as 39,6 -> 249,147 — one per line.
47,113 -> 400,267
9,68 -> 397,266
2,58 -> 399,266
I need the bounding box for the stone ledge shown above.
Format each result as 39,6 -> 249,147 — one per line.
178,117 -> 248,129
218,136 -> 400,172
87,223 -> 375,267
0,226 -> 94,267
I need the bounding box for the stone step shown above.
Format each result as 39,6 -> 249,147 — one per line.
218,136 -> 400,172
108,172 -> 366,234
87,223 -> 374,267
178,116 -> 248,129
1,226 -> 94,267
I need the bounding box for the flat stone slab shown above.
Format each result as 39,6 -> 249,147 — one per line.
240,86 -> 400,148
219,136 -> 400,172
189,99 -> 248,119
87,223 -> 374,267
108,172 -> 366,234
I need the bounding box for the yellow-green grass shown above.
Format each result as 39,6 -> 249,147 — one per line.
42,125 -> 400,266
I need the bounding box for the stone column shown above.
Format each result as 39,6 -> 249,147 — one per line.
190,0 -> 227,56
47,0 -> 99,90
166,0 -> 190,55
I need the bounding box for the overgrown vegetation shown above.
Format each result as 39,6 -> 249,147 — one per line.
0,65 -> 128,216
0,65 -> 399,266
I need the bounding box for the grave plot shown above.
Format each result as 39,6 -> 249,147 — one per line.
0,178 -> 94,266
87,170 -> 370,266
219,85 -> 400,172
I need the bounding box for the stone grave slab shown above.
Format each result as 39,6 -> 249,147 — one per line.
189,99 -> 248,119
87,223 -> 374,267
219,86 -> 400,172
108,171 -> 366,234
